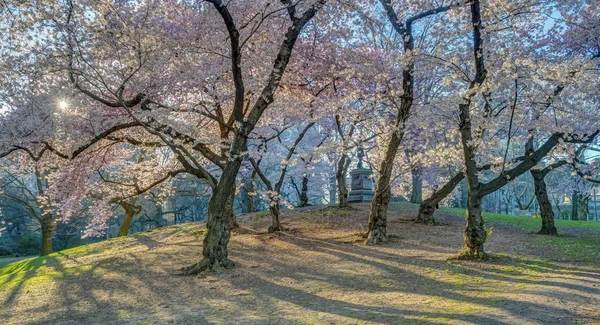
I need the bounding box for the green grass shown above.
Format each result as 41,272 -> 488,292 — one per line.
440,207 -> 600,266
441,207 -> 600,232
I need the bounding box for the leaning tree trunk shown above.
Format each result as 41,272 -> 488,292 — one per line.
416,171 -> 466,225
268,197 -> 282,233
117,208 -> 135,237
40,216 -> 54,256
117,200 -> 140,237
336,154 -> 350,208
366,131 -> 403,244
531,169 -> 557,235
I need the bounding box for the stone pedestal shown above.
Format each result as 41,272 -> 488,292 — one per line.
348,168 -> 375,203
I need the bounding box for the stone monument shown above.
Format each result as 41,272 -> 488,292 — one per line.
348,148 -> 375,203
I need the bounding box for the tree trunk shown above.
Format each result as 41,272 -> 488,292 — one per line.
366,66 -> 412,244
571,191 -> 579,221
336,154 -> 350,207
268,197 -> 282,233
462,192 -> 486,258
416,200 -> 436,225
182,156 -> 241,274
40,217 -> 54,256
578,195 -> 589,221
410,168 -> 422,204
117,201 -> 140,237
367,131 -> 403,244
298,173 -> 309,207
226,192 -> 239,229
415,171 -> 465,224
117,208 -> 135,237
531,169 -> 557,235
458,99 -> 487,259
247,171 -> 256,213
367,187 -> 391,244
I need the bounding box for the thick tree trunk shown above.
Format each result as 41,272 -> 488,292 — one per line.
182,148 -> 243,274
367,187 -> 391,244
462,193 -> 486,258
40,218 -> 54,256
416,200 -> 436,225
531,169 -> 557,235
336,154 -> 350,207
410,168 -> 422,204
268,197 -> 282,233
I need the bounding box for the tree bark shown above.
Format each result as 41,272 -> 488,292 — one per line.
531,169 -> 557,235
117,199 -> 140,237
298,173 -> 309,207
462,192 -> 486,258
571,191 -> 579,221
226,192 -> 239,229
117,207 -> 135,237
367,186 -> 391,244
410,168 -> 422,204
247,171 -> 256,213
40,216 -> 54,256
416,200 -> 436,225
416,170 -> 465,224
268,197 -> 282,233
367,128 -> 404,244
336,154 -> 350,207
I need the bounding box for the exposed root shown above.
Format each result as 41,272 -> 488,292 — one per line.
267,224 -> 285,233
365,227 -> 388,245
181,257 -> 235,275
413,217 -> 437,225
454,247 -> 490,261
537,227 -> 558,236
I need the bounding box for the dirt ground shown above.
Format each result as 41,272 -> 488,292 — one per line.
1,203 -> 599,324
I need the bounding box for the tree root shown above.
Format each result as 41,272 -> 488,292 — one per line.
267,224 -> 285,233
365,227 -> 388,245
181,257 -> 235,275
454,248 -> 490,261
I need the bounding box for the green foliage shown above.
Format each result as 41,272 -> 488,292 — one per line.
0,246 -> 14,256
17,233 -> 41,256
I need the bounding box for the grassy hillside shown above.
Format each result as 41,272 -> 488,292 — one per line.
1,203 -> 599,324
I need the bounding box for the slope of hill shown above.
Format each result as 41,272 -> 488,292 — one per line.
1,203 -> 599,325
